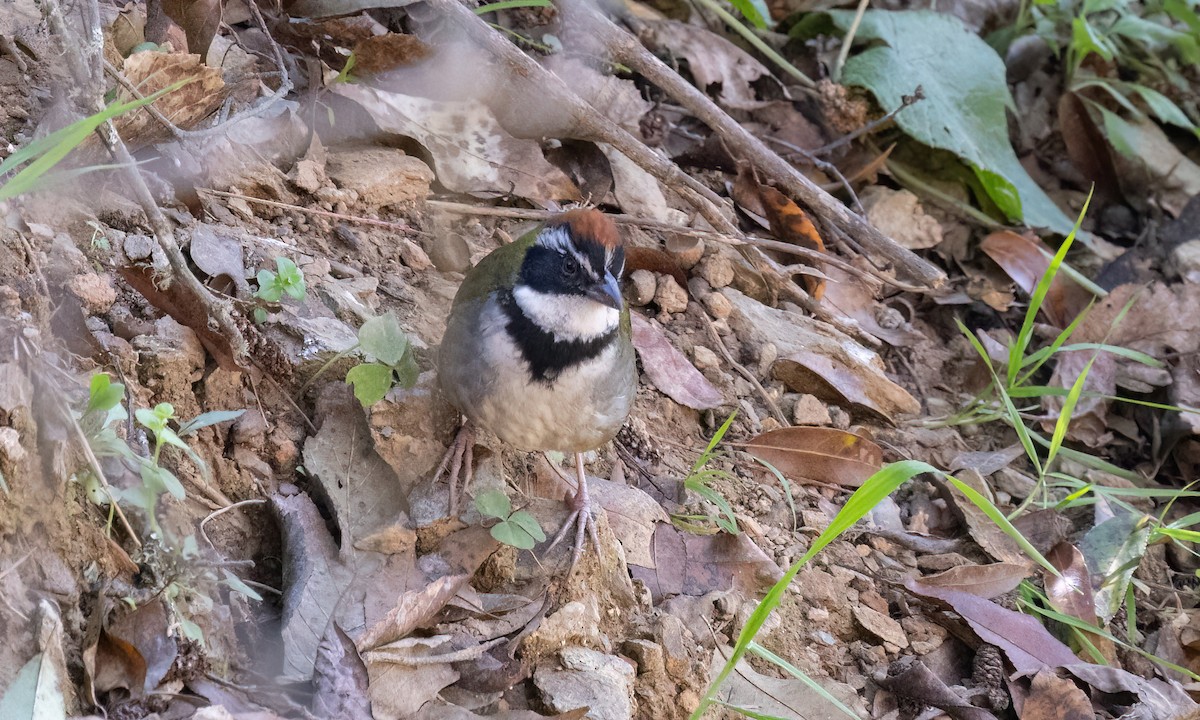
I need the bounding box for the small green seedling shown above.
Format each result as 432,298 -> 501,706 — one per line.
346,312 -> 420,406
475,489 -> 546,550
673,412 -> 741,535
255,257 -> 306,303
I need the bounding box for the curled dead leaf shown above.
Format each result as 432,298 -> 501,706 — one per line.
742,426 -> 882,487
630,313 -> 723,410
115,52 -> 226,149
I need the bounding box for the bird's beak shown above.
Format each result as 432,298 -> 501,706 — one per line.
587,273 -> 624,310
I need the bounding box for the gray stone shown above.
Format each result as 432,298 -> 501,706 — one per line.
628,269 -> 657,306
325,147 -> 433,208
535,647 -> 636,720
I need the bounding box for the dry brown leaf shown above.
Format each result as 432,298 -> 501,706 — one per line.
642,20 -> 774,110
904,576 -> 1079,673
349,33 -> 431,78
118,263 -> 240,371
313,624 -> 372,720
332,83 -> 579,203
630,312 -> 723,410
115,51 -> 226,148
979,230 -> 1089,327
742,426 -> 882,487
726,289 -> 920,421
1044,542 -> 1115,662
365,635 -> 460,719
162,0 -> 221,58
875,657 -> 998,720
629,525 -> 782,601
92,630 -> 147,697
918,562 -> 1031,599
758,184 -> 827,299
590,476 -> 669,568
1022,670 -> 1093,720
1058,91 -> 1120,203
712,649 -> 868,720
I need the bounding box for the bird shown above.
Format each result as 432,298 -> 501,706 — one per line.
433,208 -> 636,569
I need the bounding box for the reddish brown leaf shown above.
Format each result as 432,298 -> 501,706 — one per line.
979,231 -> 1089,327
1058,90 -> 1120,204
1021,670 -> 1093,720
162,0 -> 222,59
905,576 -> 1079,673
119,264 -> 240,371
919,562 -> 1032,599
742,426 -> 882,487
93,630 -> 148,697
114,51 -> 226,149
1044,542 -> 1115,662
759,185 -> 826,299
624,246 -> 689,292
349,33 -> 432,78
630,313 -> 722,410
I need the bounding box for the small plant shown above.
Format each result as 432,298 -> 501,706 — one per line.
345,313 -> 420,406
673,412 -> 741,535
253,257 -> 307,323
474,489 -> 546,550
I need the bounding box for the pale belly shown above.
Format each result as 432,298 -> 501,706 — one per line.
441,298 -> 634,453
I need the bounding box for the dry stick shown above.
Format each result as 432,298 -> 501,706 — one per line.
199,188 -> 412,233
567,0 -> 946,289
424,0 -> 738,236
426,199 -> 927,293
703,315 -> 788,426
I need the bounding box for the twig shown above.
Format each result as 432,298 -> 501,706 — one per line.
199,188 -> 411,233
763,136 -> 864,215
832,0 -> 870,84
365,636 -> 507,666
423,0 -> 739,236
565,0 -> 945,288
812,87 -> 924,157
426,200 -> 928,292
200,498 -> 267,556
703,314 -> 788,426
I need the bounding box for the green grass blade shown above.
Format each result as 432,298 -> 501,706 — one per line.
473,0 -> 552,13
946,475 -> 1060,577
1047,355 -> 1096,468
748,643 -> 861,720
0,79 -> 188,200
1007,188 -> 1094,386
692,460 -> 931,719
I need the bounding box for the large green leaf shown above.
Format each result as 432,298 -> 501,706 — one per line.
830,10 -> 1078,237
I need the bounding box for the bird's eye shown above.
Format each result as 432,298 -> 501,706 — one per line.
563,257 -> 579,275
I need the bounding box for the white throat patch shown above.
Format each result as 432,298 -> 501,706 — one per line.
513,285 -> 619,342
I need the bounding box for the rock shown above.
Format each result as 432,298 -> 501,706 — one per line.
791,394 -> 831,426
1172,239 -> 1200,284
697,253 -> 734,289
325,147 -> 434,208
262,310 -> 360,379
534,647 -> 636,720
665,235 -> 704,269
852,605 -> 908,650
653,274 -> 688,314
692,345 -> 719,371
398,238 -> 432,271
725,289 -> 920,421
703,291 -> 731,319
628,269 -> 656,306
525,600 -> 604,655
861,187 -> 942,249
686,276 -> 711,300
622,640 -> 665,676
69,273 -> 117,314
367,370 -> 453,495
427,221 -> 473,273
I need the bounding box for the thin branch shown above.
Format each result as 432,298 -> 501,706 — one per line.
812,86 -> 925,157
763,136 -> 864,215
832,0 -> 870,84
199,188 -> 412,233
702,314 -> 789,426
563,0 -> 945,288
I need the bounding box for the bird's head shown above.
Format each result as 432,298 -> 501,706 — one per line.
512,209 -> 625,343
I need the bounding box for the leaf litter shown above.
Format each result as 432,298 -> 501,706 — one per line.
2,0 -> 1200,717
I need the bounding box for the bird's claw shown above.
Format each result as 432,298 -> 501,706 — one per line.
545,456 -> 602,572
431,423 -> 474,515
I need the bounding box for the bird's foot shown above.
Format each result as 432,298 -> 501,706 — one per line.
431,422 -> 474,515
545,453 -> 601,573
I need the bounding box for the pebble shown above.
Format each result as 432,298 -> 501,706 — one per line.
703,291 -> 732,319
654,274 -> 689,314
698,254 -> 735,288
69,273 -> 117,314
792,394 -> 831,426
692,345 -> 719,370
628,269 -> 656,306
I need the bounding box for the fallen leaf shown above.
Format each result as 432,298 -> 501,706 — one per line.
115,51 -> 226,148
188,223 -> 249,298
758,184 -> 827,299
1061,663 -> 1197,720
1058,91 -> 1120,203
364,636 -> 460,719
712,648 -> 868,720
725,289 -> 920,421
624,247 -> 688,292
820,267 -> 924,347
1021,670 -> 1094,720
1044,542 -> 1114,662
332,83 -> 579,203
979,230 -> 1089,327
875,656 -> 998,720
162,0 -> 221,58
630,312 -> 723,410
1102,112 -> 1200,216
119,263 -> 240,371
949,445 -> 1026,477
313,624 -> 372,720
91,630 -> 147,697
642,20 -> 775,110
742,426 -> 882,487
106,600 -> 176,694
905,576 -> 1079,673
349,33 -> 431,78
589,476 -> 669,568
629,524 -> 782,601
918,562 -> 1031,599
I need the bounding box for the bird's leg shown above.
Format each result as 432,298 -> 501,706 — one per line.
547,451 -> 602,571
431,421 -> 475,514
